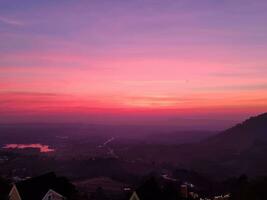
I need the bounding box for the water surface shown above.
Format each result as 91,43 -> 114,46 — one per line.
3,143 -> 54,153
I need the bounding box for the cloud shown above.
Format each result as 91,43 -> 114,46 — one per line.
198,83 -> 267,91
121,95 -> 205,108
210,69 -> 267,78
0,91 -> 59,97
210,72 -> 253,78
0,16 -> 24,26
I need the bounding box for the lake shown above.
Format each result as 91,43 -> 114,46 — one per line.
3,143 -> 54,153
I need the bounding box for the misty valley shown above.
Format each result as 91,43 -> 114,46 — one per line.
1,113 -> 267,200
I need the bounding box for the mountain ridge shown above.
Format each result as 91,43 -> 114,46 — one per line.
180,112 -> 267,178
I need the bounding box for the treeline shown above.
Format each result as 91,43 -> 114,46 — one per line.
0,177 -> 10,200
229,175 -> 267,200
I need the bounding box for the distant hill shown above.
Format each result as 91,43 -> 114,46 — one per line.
105,113 -> 267,179
203,112 -> 267,151
179,113 -> 267,178
145,130 -> 216,145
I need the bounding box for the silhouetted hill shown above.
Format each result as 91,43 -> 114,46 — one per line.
204,112 -> 267,151
180,113 -> 267,178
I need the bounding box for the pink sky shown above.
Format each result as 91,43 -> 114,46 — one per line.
0,0 -> 267,129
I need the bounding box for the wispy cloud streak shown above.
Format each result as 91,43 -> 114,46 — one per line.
0,16 -> 24,26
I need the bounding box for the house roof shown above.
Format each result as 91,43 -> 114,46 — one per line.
14,172 -> 72,200
129,191 -> 140,200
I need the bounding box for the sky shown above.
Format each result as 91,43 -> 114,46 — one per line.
0,0 -> 267,129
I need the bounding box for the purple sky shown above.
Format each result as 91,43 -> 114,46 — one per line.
0,0 -> 267,129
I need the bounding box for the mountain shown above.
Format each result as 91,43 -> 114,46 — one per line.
178,113 -> 267,178
107,113 -> 267,179
203,112 -> 267,151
